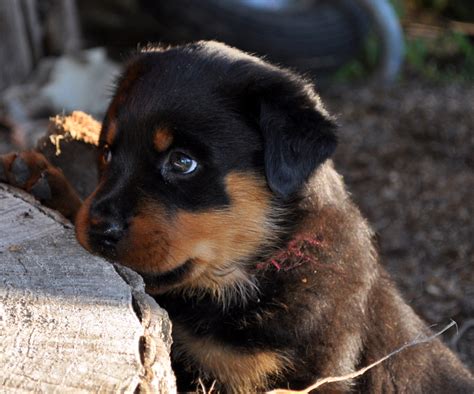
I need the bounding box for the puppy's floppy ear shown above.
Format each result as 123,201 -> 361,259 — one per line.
260,85 -> 337,198
237,64 -> 337,199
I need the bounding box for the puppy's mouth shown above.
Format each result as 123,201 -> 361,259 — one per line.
136,259 -> 194,291
87,240 -> 195,292
90,242 -> 119,261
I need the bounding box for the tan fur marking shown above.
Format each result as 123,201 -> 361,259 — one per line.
153,128 -> 173,152
174,324 -> 289,392
75,187 -> 101,250
105,119 -> 117,146
114,172 -> 276,304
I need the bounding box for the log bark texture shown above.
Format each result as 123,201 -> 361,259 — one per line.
0,184 -> 176,392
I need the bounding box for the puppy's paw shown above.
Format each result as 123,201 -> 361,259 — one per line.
1,151 -> 49,197
0,151 -> 82,220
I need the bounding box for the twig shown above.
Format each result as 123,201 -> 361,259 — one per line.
267,320 -> 457,394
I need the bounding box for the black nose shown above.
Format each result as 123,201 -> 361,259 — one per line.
89,219 -> 125,256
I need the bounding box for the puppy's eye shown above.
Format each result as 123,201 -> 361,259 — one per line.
101,145 -> 112,165
168,152 -> 198,174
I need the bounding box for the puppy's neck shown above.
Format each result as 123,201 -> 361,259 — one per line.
172,161 -> 355,310
255,233 -> 324,272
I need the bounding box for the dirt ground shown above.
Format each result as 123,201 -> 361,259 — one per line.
0,80 -> 472,370
324,81 -> 474,369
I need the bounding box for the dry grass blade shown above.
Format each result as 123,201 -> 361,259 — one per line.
267,321 -> 457,394
450,318 -> 474,349
197,377 -> 217,393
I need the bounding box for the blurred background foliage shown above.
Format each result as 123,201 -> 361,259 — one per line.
337,0 -> 474,82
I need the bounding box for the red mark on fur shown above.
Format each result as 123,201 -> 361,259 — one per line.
257,234 -> 324,271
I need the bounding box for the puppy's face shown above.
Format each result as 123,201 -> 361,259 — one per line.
75,42 -> 336,301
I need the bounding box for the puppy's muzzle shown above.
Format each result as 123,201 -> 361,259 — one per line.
88,220 -> 125,254
87,201 -> 127,258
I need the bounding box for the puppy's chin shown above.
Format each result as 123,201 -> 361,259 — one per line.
131,259 -> 196,295
132,256 -> 258,307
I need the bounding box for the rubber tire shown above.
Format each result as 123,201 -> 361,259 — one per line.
140,0 -> 370,77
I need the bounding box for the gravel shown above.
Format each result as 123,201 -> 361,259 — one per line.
324,81 -> 474,369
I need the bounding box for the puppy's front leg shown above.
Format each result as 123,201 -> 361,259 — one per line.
0,150 -> 82,221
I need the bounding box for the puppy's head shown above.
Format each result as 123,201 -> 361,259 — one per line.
75,41 -> 336,304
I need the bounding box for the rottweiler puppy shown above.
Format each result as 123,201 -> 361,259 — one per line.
1,41 -> 473,393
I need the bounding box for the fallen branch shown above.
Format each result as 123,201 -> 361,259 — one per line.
267,320 -> 457,394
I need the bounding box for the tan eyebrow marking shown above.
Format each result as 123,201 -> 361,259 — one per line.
105,119 -> 117,145
154,128 -> 174,152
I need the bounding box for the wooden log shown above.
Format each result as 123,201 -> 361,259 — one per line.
0,1 -> 34,90
0,184 -> 176,392
21,0 -> 44,63
43,0 -> 81,55
0,0 -> 81,91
